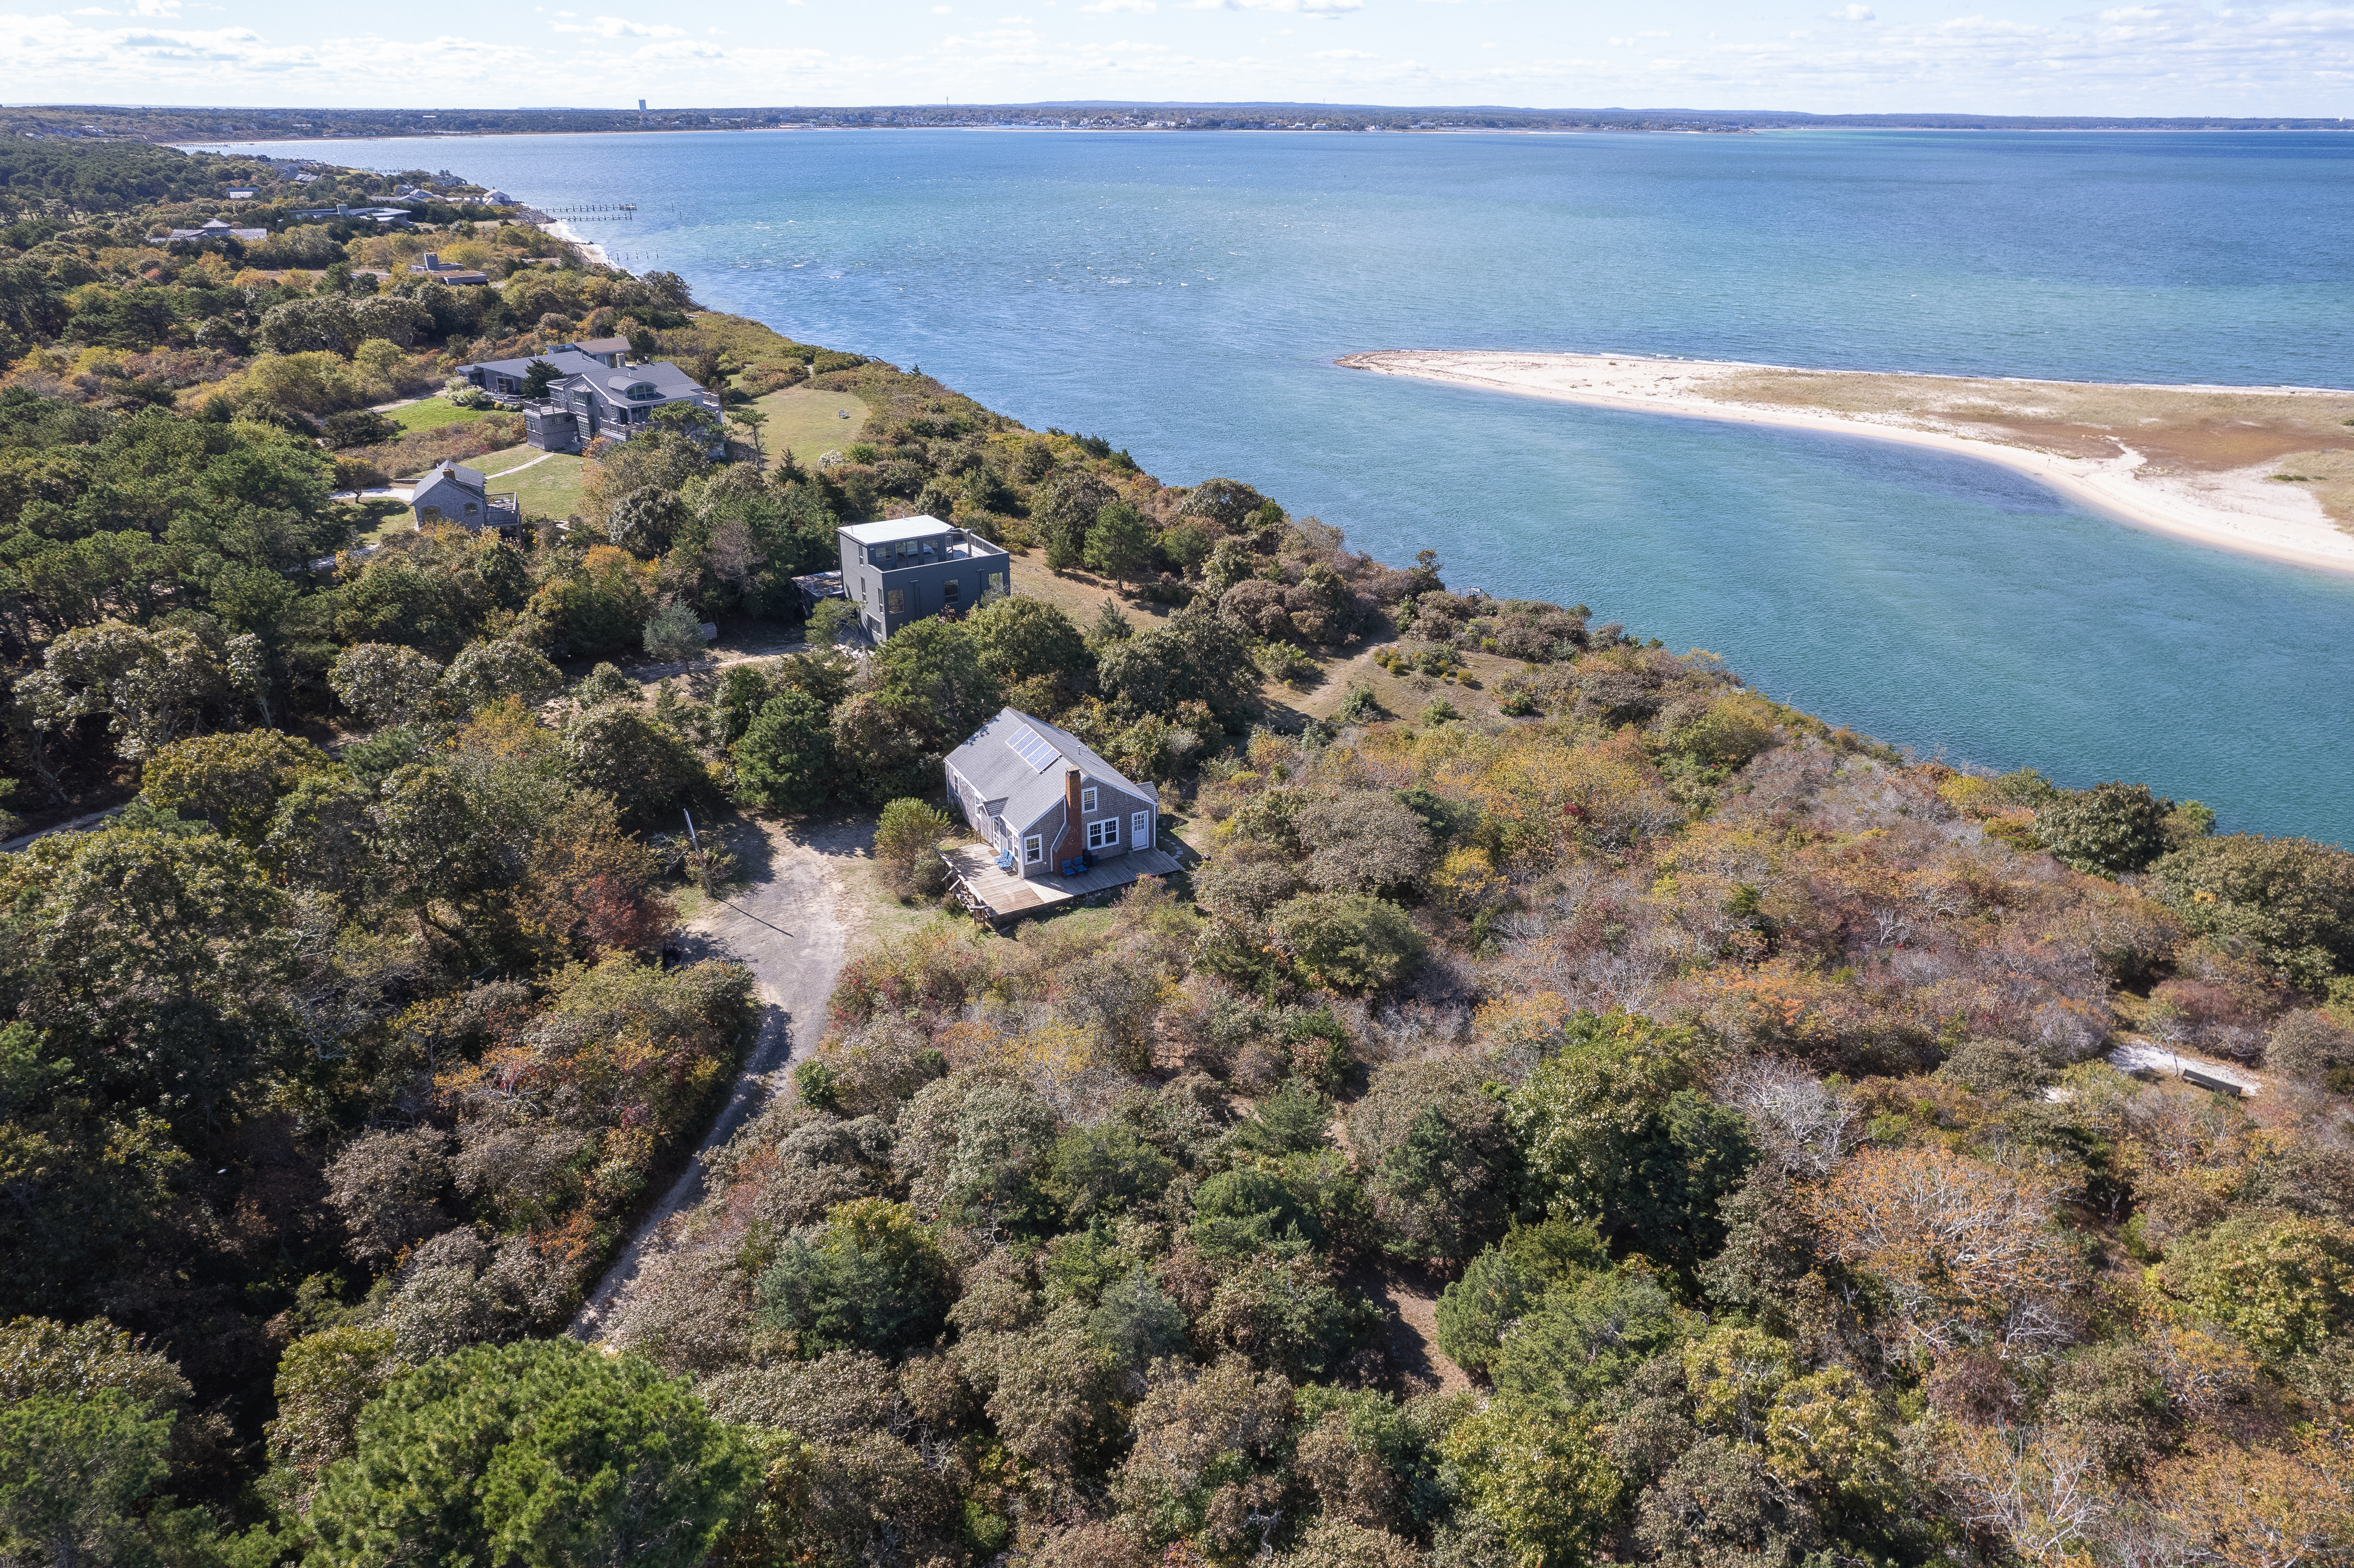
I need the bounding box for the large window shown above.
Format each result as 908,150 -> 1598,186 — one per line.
1088,817 -> 1118,851
1025,835 -> 1043,865
886,588 -> 906,615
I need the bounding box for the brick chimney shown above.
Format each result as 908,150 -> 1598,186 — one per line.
1056,768 -> 1085,866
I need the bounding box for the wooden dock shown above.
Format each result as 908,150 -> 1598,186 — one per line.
941,843 -> 1183,930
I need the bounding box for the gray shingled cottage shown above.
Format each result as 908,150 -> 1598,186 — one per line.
409,460 -> 518,532
945,709 -> 1157,878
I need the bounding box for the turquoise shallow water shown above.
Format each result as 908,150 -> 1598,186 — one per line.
202,129 -> 2354,843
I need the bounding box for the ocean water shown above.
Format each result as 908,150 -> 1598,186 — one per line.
199,129 -> 2354,843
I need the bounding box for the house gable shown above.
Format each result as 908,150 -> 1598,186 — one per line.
944,709 -> 1156,873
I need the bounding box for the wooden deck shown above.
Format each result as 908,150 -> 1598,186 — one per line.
941,843 -> 1184,929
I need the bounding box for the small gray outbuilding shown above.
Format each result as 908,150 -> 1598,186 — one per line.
945,708 -> 1157,879
410,460 -> 518,532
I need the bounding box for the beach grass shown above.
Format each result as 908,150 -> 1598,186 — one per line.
751,384 -> 870,471
1700,365 -> 2354,528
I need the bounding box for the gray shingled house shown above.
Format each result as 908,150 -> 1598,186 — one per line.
409,460 -> 518,532
945,709 -> 1157,878
456,346 -> 722,457
839,516 -> 1011,641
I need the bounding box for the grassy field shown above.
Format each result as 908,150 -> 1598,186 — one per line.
390,397 -> 500,435
749,385 -> 869,470
354,509 -> 418,547
467,444 -> 588,520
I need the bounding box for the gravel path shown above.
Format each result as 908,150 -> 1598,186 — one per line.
571,821 -> 862,1341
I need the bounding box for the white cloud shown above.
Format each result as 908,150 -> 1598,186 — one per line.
1312,46 -> 1373,55
1183,0 -> 1361,14
12,0 -> 2354,115
549,14 -> 687,36
1829,4 -> 1875,18
1080,0 -> 1154,11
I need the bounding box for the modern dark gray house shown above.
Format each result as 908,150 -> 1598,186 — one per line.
456,346 -> 722,457
945,709 -> 1158,879
839,516 -> 1011,641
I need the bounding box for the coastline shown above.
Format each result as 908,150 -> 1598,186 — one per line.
544,218 -> 614,269
1340,351 -> 2354,576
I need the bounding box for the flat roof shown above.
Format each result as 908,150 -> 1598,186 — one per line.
840,515 -> 955,546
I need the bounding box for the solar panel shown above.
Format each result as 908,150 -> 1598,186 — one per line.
1006,722 -> 1060,774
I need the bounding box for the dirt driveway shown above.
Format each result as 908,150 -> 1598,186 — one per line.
571,819 -> 872,1339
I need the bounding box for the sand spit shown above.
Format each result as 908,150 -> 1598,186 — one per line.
1339,350 -> 2354,575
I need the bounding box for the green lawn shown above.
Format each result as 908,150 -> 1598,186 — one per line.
471,444 -> 588,521
748,384 -> 869,471
354,509 -> 418,547
390,397 -> 499,435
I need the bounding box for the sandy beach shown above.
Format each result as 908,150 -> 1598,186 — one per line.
545,219 -> 614,269
1340,350 -> 2354,575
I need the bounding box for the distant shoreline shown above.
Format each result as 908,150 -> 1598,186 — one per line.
164,122 -> 2354,149
1340,350 -> 2354,577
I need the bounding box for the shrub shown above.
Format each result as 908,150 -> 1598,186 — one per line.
2156,1214 -> 2354,1362
1346,1060 -> 1514,1265
1269,893 -> 1424,993
2035,781 -> 2175,876
1507,1013 -> 1754,1267
643,602 -> 705,663
874,798 -> 954,897
1049,1121 -> 1178,1225
734,689 -> 834,816
2149,834 -> 2354,991
807,597 -> 858,645
1434,1246 -> 1542,1375
561,703 -> 705,821
2267,1010 -> 2354,1083
138,729 -> 335,844
305,1337 -> 755,1566
754,1199 -> 955,1356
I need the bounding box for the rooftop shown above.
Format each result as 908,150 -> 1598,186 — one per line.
946,708 -> 1149,836
840,515 -> 958,547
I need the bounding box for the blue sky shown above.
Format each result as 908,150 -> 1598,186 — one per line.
9,0 -> 2353,115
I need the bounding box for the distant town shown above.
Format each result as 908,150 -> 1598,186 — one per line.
6,100 -> 2351,144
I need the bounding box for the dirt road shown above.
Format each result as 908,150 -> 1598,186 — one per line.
571,820 -> 866,1340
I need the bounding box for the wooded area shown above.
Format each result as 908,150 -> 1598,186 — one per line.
3,139 -> 2352,1568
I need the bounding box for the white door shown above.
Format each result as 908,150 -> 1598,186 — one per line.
1131,810 -> 1151,849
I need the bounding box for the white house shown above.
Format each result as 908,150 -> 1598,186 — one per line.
945,709 -> 1157,878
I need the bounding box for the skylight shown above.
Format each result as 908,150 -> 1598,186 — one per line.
1005,722 -> 1060,774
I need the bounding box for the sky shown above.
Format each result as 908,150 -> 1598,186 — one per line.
8,0 -> 2354,117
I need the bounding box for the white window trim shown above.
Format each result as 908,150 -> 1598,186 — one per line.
1132,810 -> 1151,847
1088,817 -> 1118,850
1080,786 -> 1097,813
1024,834 -> 1043,865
